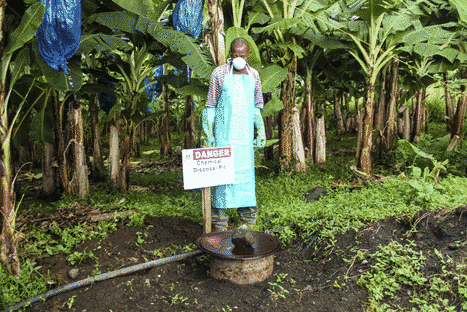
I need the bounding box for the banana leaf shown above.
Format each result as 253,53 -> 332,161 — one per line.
261,96 -> 284,118
9,46 -> 31,88
77,34 -> 132,55
29,90 -> 54,145
258,65 -> 288,93
3,2 -> 45,55
448,0 -> 467,25
112,0 -> 155,17
135,16 -> 215,78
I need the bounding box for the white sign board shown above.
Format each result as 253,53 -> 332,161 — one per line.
182,147 -> 235,190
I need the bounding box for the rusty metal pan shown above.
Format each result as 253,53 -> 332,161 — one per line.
196,231 -> 281,260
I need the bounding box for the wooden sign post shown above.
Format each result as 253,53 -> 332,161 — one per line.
182,147 -> 234,234
202,187 -> 211,234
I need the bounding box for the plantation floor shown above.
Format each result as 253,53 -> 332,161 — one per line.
24,204 -> 467,311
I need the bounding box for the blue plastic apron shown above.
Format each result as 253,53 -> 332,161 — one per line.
212,66 -> 256,209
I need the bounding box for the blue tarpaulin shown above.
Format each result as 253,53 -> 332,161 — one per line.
36,0 -> 81,76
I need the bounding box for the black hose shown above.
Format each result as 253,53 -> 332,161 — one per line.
264,224 -> 293,234
4,249 -> 203,312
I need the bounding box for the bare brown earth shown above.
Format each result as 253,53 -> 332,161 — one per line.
20,204 -> 467,312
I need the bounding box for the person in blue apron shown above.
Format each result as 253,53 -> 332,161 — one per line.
202,38 -> 266,232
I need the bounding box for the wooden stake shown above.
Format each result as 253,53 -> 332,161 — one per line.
202,187 -> 211,234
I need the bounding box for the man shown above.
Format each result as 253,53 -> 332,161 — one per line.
202,38 -> 266,232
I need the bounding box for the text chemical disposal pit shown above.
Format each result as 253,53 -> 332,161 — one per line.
182,147 -> 235,190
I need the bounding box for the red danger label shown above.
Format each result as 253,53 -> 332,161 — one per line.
193,147 -> 231,160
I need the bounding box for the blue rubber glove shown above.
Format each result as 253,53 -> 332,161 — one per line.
202,107 -> 216,147
253,108 -> 266,148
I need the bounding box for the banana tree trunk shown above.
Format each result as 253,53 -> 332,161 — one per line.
451,91 -> 467,145
374,66 -> 387,154
413,89 -> 424,143
355,96 -> 363,160
109,122 -> 120,182
385,60 -> 399,151
344,93 -> 350,116
398,105 -> 410,141
52,91 -> 72,196
444,72 -> 453,132
70,98 -> 89,198
89,94 -> 105,180
279,55 -> 297,171
0,83 -> 21,275
421,88 -> 427,133
119,134 -> 130,193
129,124 -> 139,158
264,116 -> 274,161
207,0 -> 225,66
0,136 -> 21,277
302,65 -> 314,162
262,93 -> 274,161
291,106 -> 306,173
160,82 -> 172,156
42,141 -> 56,196
315,113 -> 326,164
356,81 -> 375,175
184,95 -> 195,149
333,92 -> 345,135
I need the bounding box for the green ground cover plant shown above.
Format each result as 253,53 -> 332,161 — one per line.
358,241 -> 467,311
0,259 -> 49,310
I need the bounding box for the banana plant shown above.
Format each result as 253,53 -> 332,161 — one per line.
332,0 -> 431,174
101,44 -> 162,192
0,2 -> 45,276
250,0 -> 314,171
400,0 -> 467,144
249,0 -> 353,171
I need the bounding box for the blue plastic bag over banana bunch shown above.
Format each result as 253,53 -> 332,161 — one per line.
36,0 -> 81,76
143,61 -> 164,113
97,72 -> 115,114
172,0 -> 204,79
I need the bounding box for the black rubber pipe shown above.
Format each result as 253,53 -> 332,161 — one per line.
4,249 -> 203,312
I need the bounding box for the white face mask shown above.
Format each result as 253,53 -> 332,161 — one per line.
232,57 -> 247,71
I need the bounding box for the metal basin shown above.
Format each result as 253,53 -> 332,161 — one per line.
196,231 -> 281,284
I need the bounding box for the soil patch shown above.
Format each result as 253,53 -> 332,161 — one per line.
18,205 -> 467,311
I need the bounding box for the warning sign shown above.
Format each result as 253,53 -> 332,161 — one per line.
182,147 -> 235,190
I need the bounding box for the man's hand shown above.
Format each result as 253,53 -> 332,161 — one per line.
254,108 -> 266,148
202,108 -> 216,147
254,136 -> 265,148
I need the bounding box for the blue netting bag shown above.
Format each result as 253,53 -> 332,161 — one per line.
143,77 -> 162,113
143,59 -> 164,112
172,0 -> 204,82
172,0 -> 204,39
36,0 -> 81,76
97,75 -> 116,113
